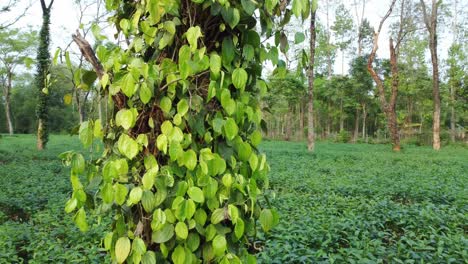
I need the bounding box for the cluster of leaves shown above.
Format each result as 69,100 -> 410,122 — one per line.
0,135 -> 106,263
59,0 -> 314,263
257,141 -> 468,263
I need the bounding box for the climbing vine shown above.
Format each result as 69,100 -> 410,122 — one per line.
60,0 -> 311,262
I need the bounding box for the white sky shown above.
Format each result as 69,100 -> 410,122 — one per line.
4,0 -> 460,75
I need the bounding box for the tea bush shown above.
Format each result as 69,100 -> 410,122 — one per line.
258,141 -> 467,263
1,136 -> 467,262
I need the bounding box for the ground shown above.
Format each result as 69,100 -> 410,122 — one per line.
0,135 -> 467,263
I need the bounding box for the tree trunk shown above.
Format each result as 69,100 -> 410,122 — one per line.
420,0 -> 440,150
361,103 -> 367,139
353,107 -> 359,142
4,71 -> 14,135
366,0 -> 399,151
36,0 -> 54,150
299,102 -> 304,140
339,99 -> 344,132
450,86 -> 456,142
307,8 -> 317,151
326,0 -> 332,79
388,38 -> 400,151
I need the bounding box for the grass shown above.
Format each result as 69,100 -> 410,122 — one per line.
0,135 -> 467,263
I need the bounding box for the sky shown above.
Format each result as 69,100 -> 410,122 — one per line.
4,0 -> 461,75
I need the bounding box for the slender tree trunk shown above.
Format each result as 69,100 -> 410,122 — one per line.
361,103 -> 367,139
339,99 -> 344,131
4,71 -> 14,135
36,0 -> 54,150
388,38 -> 400,151
420,0 -> 440,150
450,85 -> 456,142
326,0 -> 332,79
353,107 -> 359,142
299,102 -> 304,140
307,8 -> 317,151
327,102 -> 331,137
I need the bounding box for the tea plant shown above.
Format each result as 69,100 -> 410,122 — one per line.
258,141 -> 468,263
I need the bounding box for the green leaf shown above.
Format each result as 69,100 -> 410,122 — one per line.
292,0 -> 302,18
148,0 -> 161,24
234,218 -> 244,239
172,245 -> 185,264
186,26 -> 202,52
212,235 -> 227,256
132,237 -> 147,255
121,73 -> 137,97
115,237 -> 131,263
140,82 -> 152,104
74,208 -> 88,232
250,130 -> 262,146
221,37 -> 235,66
241,0 -> 256,16
93,119 -> 103,139
187,233 -> 200,252
210,53 -> 222,74
114,183 -> 128,205
237,142 -> 252,162
222,7 -> 240,29
116,109 -> 135,130
249,153 -> 258,171
211,208 -> 225,224
141,251 -> 156,264
118,134 -> 139,159
259,209 -> 274,232
79,121 -> 93,147
294,32 -> 305,44
181,150 -> 197,171
177,99 -> 189,116
152,223 -> 174,243
224,118 -> 238,140
71,153 -> 85,174
160,96 -> 172,114
142,168 -> 157,190
187,187 -> 204,203
265,0 -> 278,14
232,68 -> 248,90
129,187 -> 143,204
175,222 -> 188,239
157,134 -> 168,154
65,198 -> 77,213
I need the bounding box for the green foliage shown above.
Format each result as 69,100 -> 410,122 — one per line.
335,129 -> 351,143
61,0 -> 293,262
257,141 -> 468,263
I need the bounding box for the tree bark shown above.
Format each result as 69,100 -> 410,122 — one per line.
420,0 -> 440,150
450,86 -> 456,142
339,99 -> 344,132
366,0 -> 399,151
361,103 -> 367,139
353,107 -> 359,142
388,38 -> 400,151
307,8 -> 317,151
4,70 -> 14,135
299,102 -> 304,140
